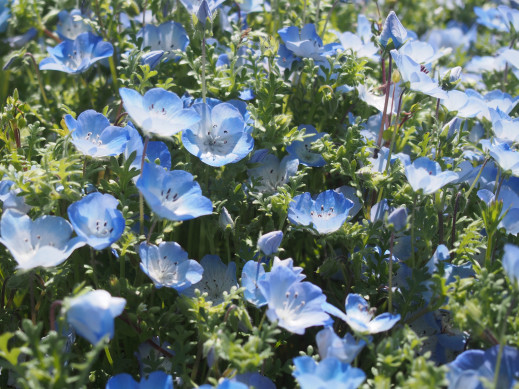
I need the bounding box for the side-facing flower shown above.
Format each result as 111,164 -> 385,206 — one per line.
182,255 -> 238,305
67,192 -> 125,250
138,21 -> 189,65
181,101 -> 254,166
136,162 -> 213,221
316,327 -> 366,364
124,124 -> 172,174
503,244 -> 519,288
288,190 -> 354,234
65,110 -> 131,158
258,265 -> 330,334
404,157 -> 458,194
56,9 -> 92,40
286,125 -> 327,167
39,32 -> 113,74
106,371 -> 174,389
0,179 -> 31,213
66,290 -> 126,345
119,87 -> 201,137
481,139 -> 519,176
241,260 -> 267,307
292,356 -> 366,389
247,149 -> 299,194
489,108 -> 519,143
379,11 -> 407,49
179,0 -> 226,24
257,230 -> 283,256
324,293 -> 400,334
139,242 -> 203,291
0,209 -> 85,270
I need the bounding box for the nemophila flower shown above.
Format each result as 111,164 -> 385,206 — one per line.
67,192 -> 125,250
124,125 -> 172,173
258,265 -> 330,334
138,21 -> 189,66
199,380 -> 247,389
136,162 -> 213,221
447,346 -> 519,389
390,50 -> 447,99
399,40 -> 447,68
247,149 -> 299,194
278,24 -> 339,62
39,32 -> 114,74
503,244 -> 519,288
474,6 -> 508,31
182,255 -> 238,305
0,209 -> 85,270
66,290 -> 126,345
442,89 -> 519,121
0,179 -> 31,213
286,125 -> 327,167
181,101 -> 254,167
106,371 -> 174,389
119,87 -> 201,138
481,139 -> 519,176
379,11 -> 407,49
335,186 -> 362,219
231,373 -> 275,389
333,14 -> 378,61
316,327 -> 366,364
288,190 -> 354,234
139,242 -> 203,291
179,0 -> 225,24
56,9 -> 92,40
7,27 -> 37,49
257,230 -> 283,256
65,110 -> 131,158
241,260 -> 267,307
404,157 -> 458,195
425,22 -> 477,52
489,108 -> 519,143
0,0 -> 9,33
292,356 -> 366,389
498,5 -> 519,32
324,294 -> 400,334
218,207 -> 234,230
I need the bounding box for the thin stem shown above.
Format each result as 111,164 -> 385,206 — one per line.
388,231 -> 394,313
450,192 -> 462,251
465,158 -> 489,201
315,0 -> 321,24
49,300 -> 63,331
376,55 -> 392,152
438,211 -> 444,245
493,299 -> 514,388
104,345 -> 114,366
30,274 -> 36,324
302,0 -> 308,26
410,192 -> 418,267
24,53 -> 49,107
146,218 -> 158,244
90,248 -> 99,287
201,30 -> 207,103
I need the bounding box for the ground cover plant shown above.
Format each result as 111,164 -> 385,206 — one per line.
0,0 -> 519,387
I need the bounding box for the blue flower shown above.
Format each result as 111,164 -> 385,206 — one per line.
0,0 -> 10,33
498,5 -> 519,33
288,190 -> 354,234
278,24 -> 339,63
404,157 -> 458,195
181,101 -> 254,167
257,230 -> 283,256
56,9 -> 92,40
119,87 -> 201,137
324,293 -> 400,334
292,356 -> 366,389
179,0 -> 226,24
241,260 -> 267,307
474,6 -> 508,31
0,209 -> 85,270
503,244 -> 519,288
138,21 -> 189,66
106,371 -> 174,389
316,327 -> 366,364
136,162 -> 213,221
481,139 -> 519,176
182,255 -> 238,305
65,110 -> 131,158
447,346 -> 519,389
247,149 -> 299,194
199,380 -> 247,389
333,14 -> 378,61
39,32 -> 114,74
67,192 -> 125,250
258,265 -> 330,334
124,125 -> 172,174
0,179 -> 31,213
489,108 -> 519,143
286,125 -> 327,167
335,186 -> 362,220
478,186 -> 519,234
139,242 -> 203,291
379,11 -> 407,49
231,373 -> 275,389
66,289 -> 126,345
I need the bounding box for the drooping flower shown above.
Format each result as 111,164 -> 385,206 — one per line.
66,290 -> 126,345
0,209 -> 85,270
286,125 -> 327,167
241,260 -> 267,307
316,327 -> 366,364
65,110 -> 131,158
277,24 -> 339,64
182,255 -> 238,305
138,21 -> 189,66
39,32 -> 114,74
119,87 -> 201,138
181,101 -> 254,167
497,5 -> 519,32
404,157 -> 458,195
257,230 -> 283,256
288,190 -> 354,234
502,244 -> 519,288
447,346 -> 519,389
67,192 -> 125,250
136,162 -> 213,221
56,9 -> 92,40
258,265 -> 330,334
247,149 -> 299,194
106,371 -> 174,389
124,124 -> 172,175
324,293 -> 400,334
481,139 -> 519,177
292,356 -> 366,389
179,0 -> 226,24
379,11 -> 407,49
139,242 -> 203,291
0,179 -> 31,213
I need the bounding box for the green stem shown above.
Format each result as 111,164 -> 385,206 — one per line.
410,192 -> 418,268
315,0 -> 321,23
388,231 -> 394,313
201,30 -> 207,103
465,158 -> 489,201
493,298 -> 513,388
302,0 -> 308,26
109,55 -> 119,92
24,53 -> 49,108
